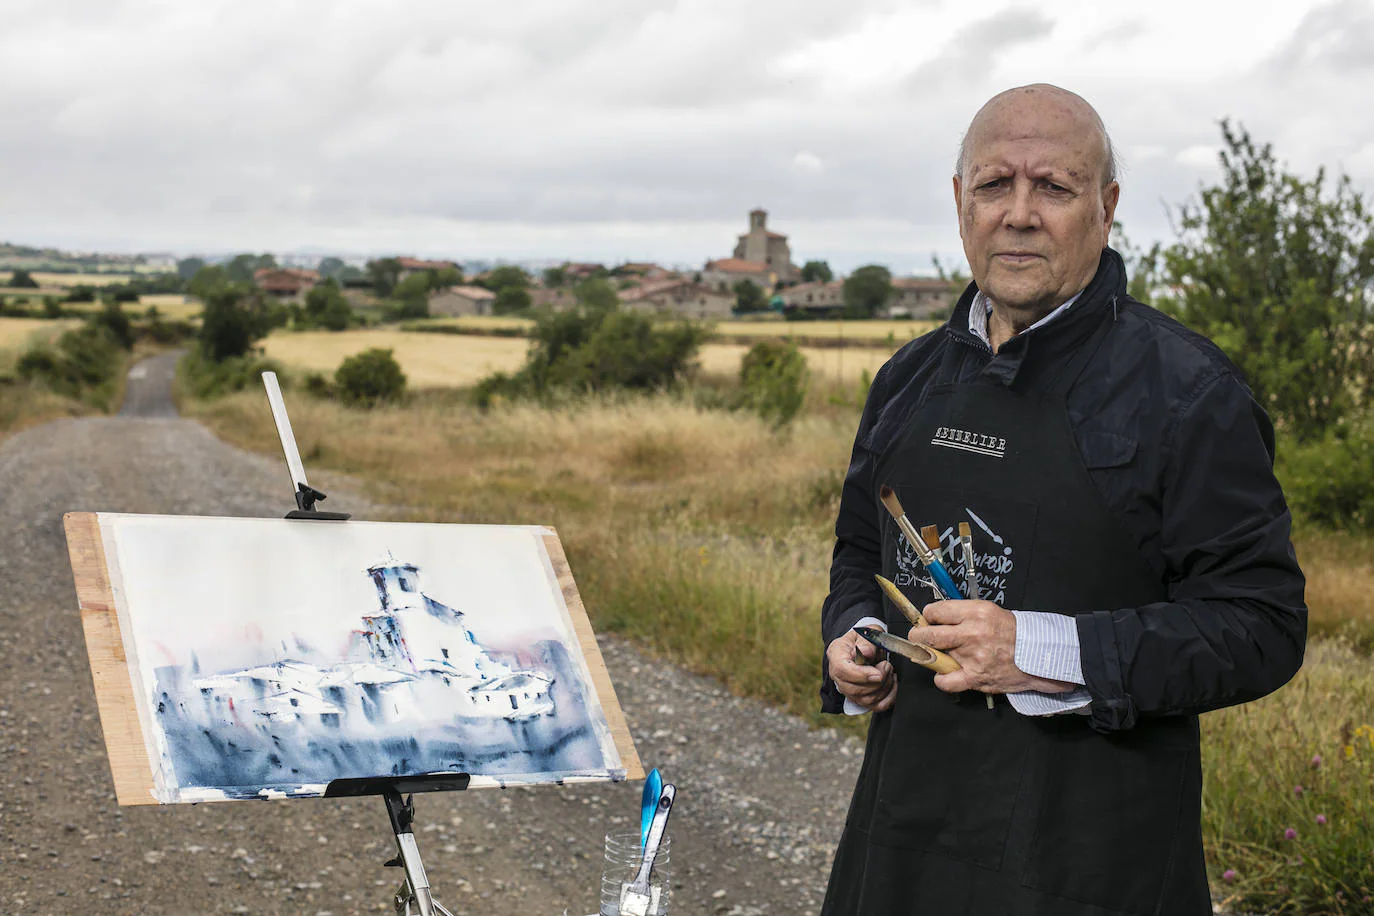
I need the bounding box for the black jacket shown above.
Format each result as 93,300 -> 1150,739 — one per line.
819,248 -> 1307,732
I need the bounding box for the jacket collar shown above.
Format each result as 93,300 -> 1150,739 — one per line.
944,247 -> 1127,388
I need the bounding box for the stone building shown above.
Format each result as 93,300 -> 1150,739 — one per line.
428,285 -> 497,317
621,278 -> 734,321
699,258 -> 776,295
888,277 -> 960,318
732,209 -> 798,282
779,280 -> 844,311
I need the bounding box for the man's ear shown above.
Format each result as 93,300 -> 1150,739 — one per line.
1101,181 -> 1120,239
952,174 -> 963,234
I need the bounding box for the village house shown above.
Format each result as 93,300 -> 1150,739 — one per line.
613,262 -> 673,280
779,280 -> 844,311
562,262 -> 605,281
888,277 -> 960,318
699,258 -> 777,295
397,256 -> 459,281
620,278 -> 735,321
530,287 -> 577,311
732,209 -> 799,282
428,285 -> 497,317
254,267 -> 320,303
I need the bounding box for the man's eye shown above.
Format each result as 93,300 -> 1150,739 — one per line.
1043,181 -> 1068,192
978,179 -> 1007,190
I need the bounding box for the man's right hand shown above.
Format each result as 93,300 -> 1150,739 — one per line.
826,628 -> 898,712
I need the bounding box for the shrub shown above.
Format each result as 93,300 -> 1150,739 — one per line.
335,348 -> 406,407
302,372 -> 332,398
740,339 -> 808,428
89,302 -> 135,350
1276,420 -> 1374,530
179,349 -> 282,400
66,285 -> 95,303
16,325 -> 123,408
475,304 -> 703,406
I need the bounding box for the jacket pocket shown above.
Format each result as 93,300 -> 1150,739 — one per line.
1022,718 -> 1191,915
1077,430 -> 1138,468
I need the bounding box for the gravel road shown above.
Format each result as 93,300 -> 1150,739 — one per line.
0,355 -> 863,915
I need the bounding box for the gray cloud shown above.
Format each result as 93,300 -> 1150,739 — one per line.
0,0 -> 1371,272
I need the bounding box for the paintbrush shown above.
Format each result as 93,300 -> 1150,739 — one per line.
878,486 -> 964,600
620,784 -> 675,916
874,574 -> 927,628
959,522 -> 979,600
853,626 -> 960,675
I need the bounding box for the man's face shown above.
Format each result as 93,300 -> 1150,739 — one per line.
953,91 -> 1119,318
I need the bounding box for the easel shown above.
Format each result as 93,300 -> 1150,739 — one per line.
263,371 -> 463,916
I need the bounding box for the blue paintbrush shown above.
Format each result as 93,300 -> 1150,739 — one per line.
640,768 -> 663,851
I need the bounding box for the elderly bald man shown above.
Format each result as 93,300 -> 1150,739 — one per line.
818,85 -> 1305,915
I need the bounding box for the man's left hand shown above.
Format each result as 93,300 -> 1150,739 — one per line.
913,600 -> 1078,696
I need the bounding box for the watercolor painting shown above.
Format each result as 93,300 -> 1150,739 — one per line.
96,515 -> 626,803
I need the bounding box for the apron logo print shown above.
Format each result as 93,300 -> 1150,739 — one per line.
931,426 -> 1006,459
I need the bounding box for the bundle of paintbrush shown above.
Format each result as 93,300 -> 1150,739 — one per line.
875,486 -> 994,707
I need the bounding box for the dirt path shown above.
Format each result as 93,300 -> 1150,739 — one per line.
0,357 -> 862,915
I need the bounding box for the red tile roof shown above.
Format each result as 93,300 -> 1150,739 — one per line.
397,257 -> 457,271
705,258 -> 770,274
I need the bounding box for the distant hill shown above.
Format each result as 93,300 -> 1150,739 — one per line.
0,241 -> 161,274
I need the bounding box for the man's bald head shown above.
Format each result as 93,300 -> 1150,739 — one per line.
956,84 -> 1118,189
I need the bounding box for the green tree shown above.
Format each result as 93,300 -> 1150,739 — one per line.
494,287 -> 532,315
574,278 -> 619,311
176,257 -> 206,281
188,265 -> 230,300
9,269 -> 39,288
433,266 -> 463,289
478,265 -> 530,292
335,348 -> 407,407
732,279 -> 767,313
842,265 -> 893,318
303,279 -> 353,331
542,266 -> 567,288
1149,121 -> 1374,440
800,260 -> 833,284
225,253 -> 277,283
316,256 -> 346,280
199,285 -> 272,361
391,271 -> 434,303
367,258 -> 403,297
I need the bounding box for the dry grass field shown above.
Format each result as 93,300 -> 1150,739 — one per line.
716,318 -> 941,341
0,317 -> 81,372
28,272 -> 132,287
262,329 -> 531,387
403,315 -> 536,333
183,382 -> 1374,909
266,328 -> 896,387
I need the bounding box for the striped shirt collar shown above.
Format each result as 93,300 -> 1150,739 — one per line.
968,289 -> 1083,347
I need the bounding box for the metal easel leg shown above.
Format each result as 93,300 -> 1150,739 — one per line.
384,787 -> 457,916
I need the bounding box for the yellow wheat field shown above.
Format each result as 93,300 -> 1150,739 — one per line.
715,319 -> 940,341
263,329 -> 896,387
0,317 -> 81,371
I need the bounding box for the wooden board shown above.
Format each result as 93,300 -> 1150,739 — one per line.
64,512 -> 643,804
543,529 -> 643,782
64,511 -> 160,805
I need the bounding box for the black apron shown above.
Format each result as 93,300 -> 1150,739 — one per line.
822,318 -> 1211,916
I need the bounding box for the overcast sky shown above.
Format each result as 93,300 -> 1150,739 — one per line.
4,0 -> 1373,272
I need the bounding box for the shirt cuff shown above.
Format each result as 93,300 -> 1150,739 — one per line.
841,617 -> 887,717
1007,688 -> 1092,716
1007,610 -> 1089,716
1011,610 -> 1086,684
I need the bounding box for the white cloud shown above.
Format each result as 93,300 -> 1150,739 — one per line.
792,151 -> 825,173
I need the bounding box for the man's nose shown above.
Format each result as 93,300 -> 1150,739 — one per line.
1003,182 -> 1039,229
